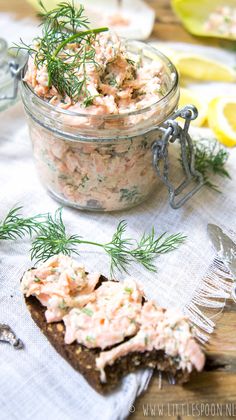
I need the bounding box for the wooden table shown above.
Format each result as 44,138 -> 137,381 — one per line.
1,1 -> 236,419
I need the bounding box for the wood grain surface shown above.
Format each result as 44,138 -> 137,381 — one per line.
1,1 -> 236,418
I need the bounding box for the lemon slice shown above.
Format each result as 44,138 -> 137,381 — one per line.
178,88 -> 207,127
173,53 -> 236,82
208,97 -> 236,147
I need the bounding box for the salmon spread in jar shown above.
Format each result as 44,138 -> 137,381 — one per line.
20,4 -> 180,211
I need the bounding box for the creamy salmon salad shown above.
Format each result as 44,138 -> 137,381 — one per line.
29,121 -> 160,211
204,6 -> 236,37
25,32 -> 166,115
21,254 -> 205,381
21,254 -> 101,322
23,30 -> 176,211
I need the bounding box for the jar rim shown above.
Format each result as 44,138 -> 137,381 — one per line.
21,40 -> 179,121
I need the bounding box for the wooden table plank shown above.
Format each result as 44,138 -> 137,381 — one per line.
0,0 -> 36,20
0,1 -> 236,418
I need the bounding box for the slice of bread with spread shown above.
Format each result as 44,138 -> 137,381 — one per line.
21,254 -> 205,394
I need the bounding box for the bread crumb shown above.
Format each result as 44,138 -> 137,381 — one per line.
57,324 -> 64,332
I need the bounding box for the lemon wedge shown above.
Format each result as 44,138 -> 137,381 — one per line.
178,88 -> 208,127
208,97 -> 236,147
173,53 -> 236,82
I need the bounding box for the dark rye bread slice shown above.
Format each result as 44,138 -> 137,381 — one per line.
24,275 -> 193,394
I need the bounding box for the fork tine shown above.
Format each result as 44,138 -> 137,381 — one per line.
232,284 -> 236,303
167,373 -> 176,385
158,371 -> 162,390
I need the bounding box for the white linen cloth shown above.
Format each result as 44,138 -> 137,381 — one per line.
0,13 -> 236,420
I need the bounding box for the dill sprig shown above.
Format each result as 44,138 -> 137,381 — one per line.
180,137 -> 230,192
30,208 -> 82,262
0,206 -> 185,274
130,229 -> 186,272
0,207 -> 43,241
191,138 -> 230,192
30,208 -> 186,275
14,1 -> 108,104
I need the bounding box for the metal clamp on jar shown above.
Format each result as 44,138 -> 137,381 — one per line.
152,106 -> 204,209
1,38 -> 204,211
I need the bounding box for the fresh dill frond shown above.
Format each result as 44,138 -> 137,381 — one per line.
37,1 -> 90,32
0,205 -> 185,275
0,207 -> 43,241
0,200 -> 186,277
30,209 -> 185,275
14,1 -> 108,103
189,138 -> 230,192
105,222 -> 186,275
130,230 -> 186,272
30,208 -> 81,263
103,221 -> 133,274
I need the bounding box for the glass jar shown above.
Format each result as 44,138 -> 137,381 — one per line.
0,38 -> 25,112
20,40 -> 203,211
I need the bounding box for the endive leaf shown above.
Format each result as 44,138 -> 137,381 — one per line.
171,0 -> 236,40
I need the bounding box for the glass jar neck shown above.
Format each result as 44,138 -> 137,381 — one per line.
0,38 -> 10,85
20,40 -> 180,141
0,38 -> 7,60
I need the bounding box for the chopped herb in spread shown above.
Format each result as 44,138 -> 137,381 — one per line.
58,299 -> 69,310
81,307 -> 93,317
120,187 -> 140,203
86,335 -> 95,342
124,287 -> 133,294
